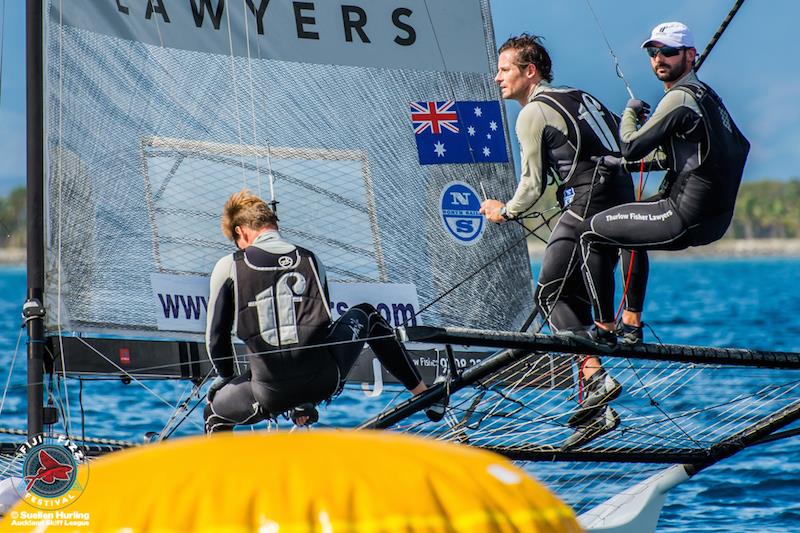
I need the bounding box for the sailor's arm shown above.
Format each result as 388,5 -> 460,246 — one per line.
481,103 -> 547,222
619,90 -> 701,161
206,255 -> 236,378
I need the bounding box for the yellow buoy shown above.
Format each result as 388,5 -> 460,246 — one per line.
2,431 -> 580,532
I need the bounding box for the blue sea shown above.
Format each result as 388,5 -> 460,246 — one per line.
0,258 -> 798,531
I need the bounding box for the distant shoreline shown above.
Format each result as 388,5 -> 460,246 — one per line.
528,239 -> 800,259
1,241 -> 799,266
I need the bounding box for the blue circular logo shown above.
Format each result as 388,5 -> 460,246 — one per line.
439,182 -> 485,245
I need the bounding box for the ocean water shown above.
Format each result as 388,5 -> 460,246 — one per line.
0,258 -> 798,531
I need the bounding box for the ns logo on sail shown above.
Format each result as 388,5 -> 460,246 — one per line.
439,182 -> 485,245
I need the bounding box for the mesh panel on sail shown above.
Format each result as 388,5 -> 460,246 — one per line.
43,1 -> 533,339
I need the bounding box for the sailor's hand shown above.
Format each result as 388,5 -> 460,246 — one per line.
207,375 -> 234,403
590,155 -> 622,179
480,199 -> 507,224
625,99 -> 651,123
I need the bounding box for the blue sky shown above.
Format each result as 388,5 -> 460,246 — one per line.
491,0 -> 800,186
0,1 -> 797,194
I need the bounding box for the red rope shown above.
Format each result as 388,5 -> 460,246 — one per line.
614,160 -> 645,321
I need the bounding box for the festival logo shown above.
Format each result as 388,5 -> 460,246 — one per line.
13,436 -> 89,510
439,181 -> 485,245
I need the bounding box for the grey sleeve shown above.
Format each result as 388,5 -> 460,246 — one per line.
619,90 -> 702,161
505,102 -> 549,216
205,255 -> 236,378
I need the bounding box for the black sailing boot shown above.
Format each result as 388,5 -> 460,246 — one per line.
616,319 -> 644,346
567,367 -> 622,427
561,405 -> 621,450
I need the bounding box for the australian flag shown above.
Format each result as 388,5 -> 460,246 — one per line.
410,100 -> 508,165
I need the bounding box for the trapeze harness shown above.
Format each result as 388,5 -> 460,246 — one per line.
204,236 -> 421,432
578,74 -> 750,322
530,88 -> 648,332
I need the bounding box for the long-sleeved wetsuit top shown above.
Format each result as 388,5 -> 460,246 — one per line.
506,82 -> 634,218
618,70 -> 749,222
505,82 -> 557,217
205,230 -> 328,379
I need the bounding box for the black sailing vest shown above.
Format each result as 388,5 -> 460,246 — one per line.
233,245 -> 330,362
533,89 -> 632,214
661,80 -> 750,219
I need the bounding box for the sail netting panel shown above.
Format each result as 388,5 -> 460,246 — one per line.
370,353 -> 800,514
42,0 -> 532,338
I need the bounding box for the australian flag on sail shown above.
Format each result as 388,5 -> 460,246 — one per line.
410,100 -> 508,165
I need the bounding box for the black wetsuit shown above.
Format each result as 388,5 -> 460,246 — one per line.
203,230 -> 422,432
579,72 -> 749,322
514,84 -> 648,332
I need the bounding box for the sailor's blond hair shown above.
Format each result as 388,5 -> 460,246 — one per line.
221,189 -> 277,242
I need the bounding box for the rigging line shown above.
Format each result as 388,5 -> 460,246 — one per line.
158,374 -> 210,441
0,325 -> 23,416
420,0 -> 482,165
55,0 -> 73,439
582,0 -> 635,100
223,2 -> 247,187
240,0 -> 265,198
695,0 -> 747,72
402,206 -> 557,325
79,378 -> 85,450
624,358 -> 704,448
71,337 -> 203,423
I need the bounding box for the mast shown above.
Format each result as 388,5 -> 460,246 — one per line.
25,0 -> 45,439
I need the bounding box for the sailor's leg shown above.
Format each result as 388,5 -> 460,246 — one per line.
580,198 -> 689,325
327,303 -> 423,390
203,372 -> 265,433
535,211 -> 593,333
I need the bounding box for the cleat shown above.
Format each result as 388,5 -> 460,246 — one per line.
557,326 -> 617,352
567,368 -> 622,427
616,320 -> 644,346
561,405 -> 620,451
288,403 -> 319,427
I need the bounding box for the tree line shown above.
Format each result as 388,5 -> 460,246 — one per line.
0,180 -> 797,248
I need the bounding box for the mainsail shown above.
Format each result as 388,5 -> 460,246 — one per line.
39,0 -> 532,378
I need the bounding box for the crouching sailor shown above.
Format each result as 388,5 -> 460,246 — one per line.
204,190 -> 444,432
577,22 -> 750,349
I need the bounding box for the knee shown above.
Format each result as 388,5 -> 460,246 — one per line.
351,302 -> 376,315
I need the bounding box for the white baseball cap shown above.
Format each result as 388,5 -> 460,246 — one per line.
641,22 -> 695,49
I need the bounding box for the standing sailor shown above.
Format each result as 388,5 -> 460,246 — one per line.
479,34 -> 648,449
578,22 -> 750,340
204,190 -> 441,432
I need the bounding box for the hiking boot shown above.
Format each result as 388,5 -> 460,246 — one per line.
567,368 -> 622,427
557,326 -> 617,352
561,405 -> 620,451
616,320 -> 644,346
425,376 -> 450,422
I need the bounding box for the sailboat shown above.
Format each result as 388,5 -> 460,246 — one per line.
1,0 -> 798,531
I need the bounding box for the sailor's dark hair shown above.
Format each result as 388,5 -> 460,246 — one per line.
498,33 -> 553,83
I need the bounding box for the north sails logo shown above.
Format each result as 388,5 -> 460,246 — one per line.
439,181 -> 485,245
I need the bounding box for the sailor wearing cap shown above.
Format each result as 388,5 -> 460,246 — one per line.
574,22 -> 750,347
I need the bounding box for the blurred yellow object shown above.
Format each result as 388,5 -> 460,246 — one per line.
1,430 -> 580,532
